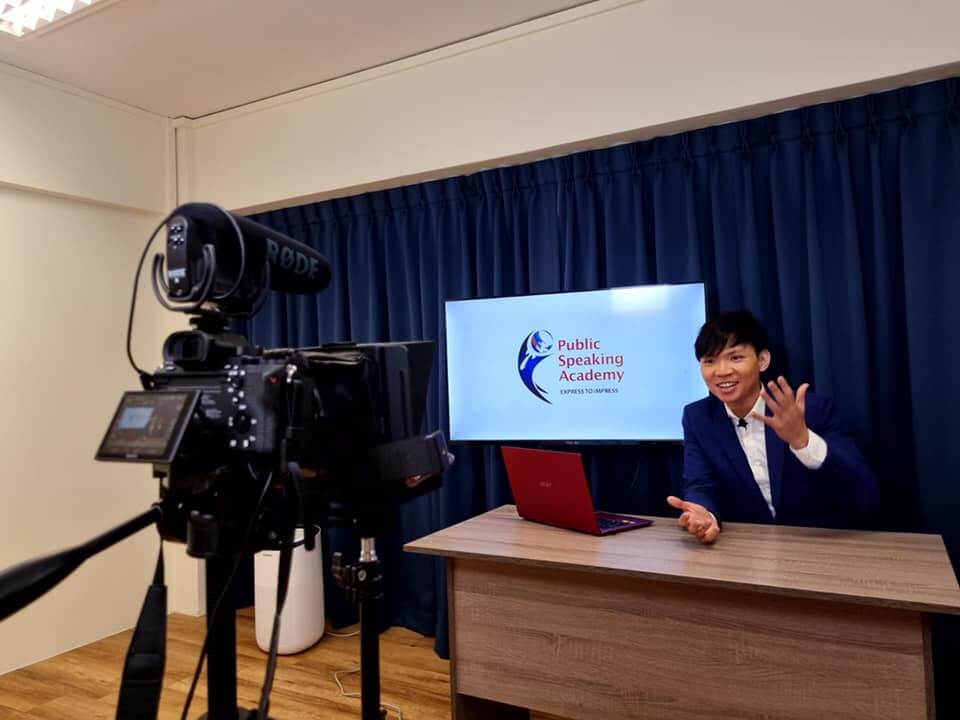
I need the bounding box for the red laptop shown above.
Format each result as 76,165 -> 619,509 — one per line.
501,446 -> 653,536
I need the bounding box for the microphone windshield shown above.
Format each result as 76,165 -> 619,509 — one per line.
233,214 -> 331,294
168,203 -> 332,298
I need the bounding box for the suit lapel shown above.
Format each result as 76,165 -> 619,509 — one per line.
709,398 -> 767,507
765,402 -> 785,516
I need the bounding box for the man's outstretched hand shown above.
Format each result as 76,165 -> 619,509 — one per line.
666,496 -> 720,544
753,376 -> 810,450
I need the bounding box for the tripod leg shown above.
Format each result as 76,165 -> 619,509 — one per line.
205,557 -> 239,720
360,591 -> 384,720
357,538 -> 385,720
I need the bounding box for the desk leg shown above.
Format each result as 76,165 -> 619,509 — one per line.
449,559 -> 530,720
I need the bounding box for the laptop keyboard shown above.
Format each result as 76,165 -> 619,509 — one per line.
596,516 -> 631,530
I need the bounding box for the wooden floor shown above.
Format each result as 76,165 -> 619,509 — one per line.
0,610 -> 456,719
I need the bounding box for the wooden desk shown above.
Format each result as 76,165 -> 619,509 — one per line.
405,505 -> 960,720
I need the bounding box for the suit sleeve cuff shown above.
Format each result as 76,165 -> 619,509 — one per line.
790,429 -> 827,469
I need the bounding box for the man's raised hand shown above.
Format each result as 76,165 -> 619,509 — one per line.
753,376 -> 810,450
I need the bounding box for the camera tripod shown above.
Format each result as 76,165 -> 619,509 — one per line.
200,543 -> 387,720
0,499 -> 390,720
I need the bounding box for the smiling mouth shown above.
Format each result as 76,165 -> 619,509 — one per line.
716,381 -> 738,391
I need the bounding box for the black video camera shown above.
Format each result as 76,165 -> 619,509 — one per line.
0,202 -> 451,720
97,202 -> 451,548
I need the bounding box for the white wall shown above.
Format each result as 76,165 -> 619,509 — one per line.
0,65 -> 169,212
0,65 -> 194,674
181,0 -> 960,214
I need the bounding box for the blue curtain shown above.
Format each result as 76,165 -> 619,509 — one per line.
244,77 -> 960,711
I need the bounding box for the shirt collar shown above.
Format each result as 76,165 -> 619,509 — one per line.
724,392 -> 765,425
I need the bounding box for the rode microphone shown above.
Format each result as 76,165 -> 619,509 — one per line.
231,212 -> 331,294
159,203 -> 331,314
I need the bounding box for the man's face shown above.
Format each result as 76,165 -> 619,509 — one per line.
698,341 -> 770,407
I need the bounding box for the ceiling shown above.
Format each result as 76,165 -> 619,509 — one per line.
0,0 -> 592,118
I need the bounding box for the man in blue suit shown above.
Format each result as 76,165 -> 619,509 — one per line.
667,310 -> 878,544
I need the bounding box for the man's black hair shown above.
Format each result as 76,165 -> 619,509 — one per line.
694,310 -> 770,360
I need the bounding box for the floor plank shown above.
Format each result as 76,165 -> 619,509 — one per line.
0,610 -> 567,719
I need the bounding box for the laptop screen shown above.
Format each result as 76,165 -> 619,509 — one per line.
501,446 -> 600,533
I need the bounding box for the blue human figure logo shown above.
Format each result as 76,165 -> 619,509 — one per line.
517,330 -> 554,404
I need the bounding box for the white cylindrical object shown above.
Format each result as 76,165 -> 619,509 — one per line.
254,528 -> 325,654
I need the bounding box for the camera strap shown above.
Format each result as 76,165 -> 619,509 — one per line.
116,546 -> 166,720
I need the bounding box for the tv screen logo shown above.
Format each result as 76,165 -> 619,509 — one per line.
517,330 -> 554,404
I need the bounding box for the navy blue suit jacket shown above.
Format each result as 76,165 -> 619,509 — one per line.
681,393 -> 878,528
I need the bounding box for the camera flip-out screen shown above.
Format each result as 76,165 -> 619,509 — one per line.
96,390 -> 199,463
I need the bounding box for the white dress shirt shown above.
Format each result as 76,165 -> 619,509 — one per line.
724,394 -> 827,518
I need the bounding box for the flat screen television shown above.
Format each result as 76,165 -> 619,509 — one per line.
444,283 -> 706,442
